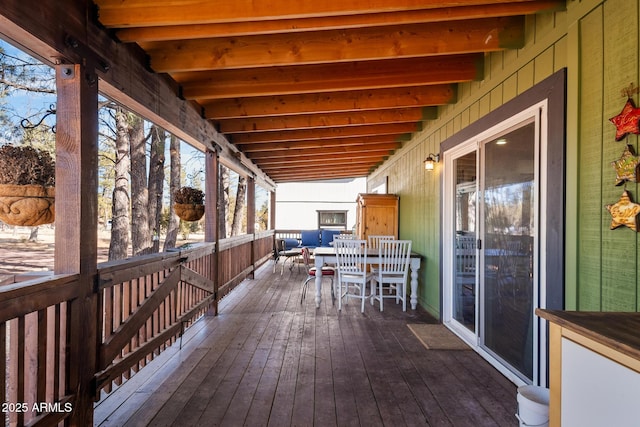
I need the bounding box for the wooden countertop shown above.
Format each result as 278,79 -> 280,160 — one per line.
536,309 -> 640,362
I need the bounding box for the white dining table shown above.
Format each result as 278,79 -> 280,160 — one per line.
312,246 -> 422,309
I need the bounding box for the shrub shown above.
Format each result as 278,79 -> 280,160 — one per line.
174,186 -> 204,205
0,145 -> 55,186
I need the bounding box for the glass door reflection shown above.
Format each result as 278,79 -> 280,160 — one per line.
453,152 -> 477,332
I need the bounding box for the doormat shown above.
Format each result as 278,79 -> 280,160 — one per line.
407,324 -> 470,350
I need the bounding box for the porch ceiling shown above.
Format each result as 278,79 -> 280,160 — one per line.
93,0 -> 564,183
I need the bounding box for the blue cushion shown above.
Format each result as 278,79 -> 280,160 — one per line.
300,230 -> 320,248
281,238 -> 300,250
321,229 -> 341,247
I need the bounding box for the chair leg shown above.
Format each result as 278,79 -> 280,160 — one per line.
330,278 -> 335,305
301,277 -> 312,304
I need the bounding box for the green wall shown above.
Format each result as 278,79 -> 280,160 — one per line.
368,0 -> 640,318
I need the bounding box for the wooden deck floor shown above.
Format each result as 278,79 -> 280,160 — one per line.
94,261 -> 517,427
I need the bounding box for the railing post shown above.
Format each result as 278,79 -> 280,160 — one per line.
55,62 -> 99,425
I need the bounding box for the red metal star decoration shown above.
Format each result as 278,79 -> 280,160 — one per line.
610,98 -> 640,141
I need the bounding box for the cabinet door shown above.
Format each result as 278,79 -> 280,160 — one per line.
561,338 -> 640,426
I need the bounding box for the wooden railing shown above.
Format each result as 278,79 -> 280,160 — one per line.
95,243 -> 216,395
0,274 -> 79,426
0,231 -> 275,425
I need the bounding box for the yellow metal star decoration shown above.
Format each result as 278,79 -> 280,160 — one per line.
611,145 -> 640,185
606,190 -> 640,231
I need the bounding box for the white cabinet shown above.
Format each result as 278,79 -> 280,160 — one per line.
561,338 -> 640,426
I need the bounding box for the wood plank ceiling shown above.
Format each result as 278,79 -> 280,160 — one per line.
93,0 -> 564,183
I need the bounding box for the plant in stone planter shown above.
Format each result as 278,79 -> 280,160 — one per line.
173,186 -> 205,221
0,144 -> 56,226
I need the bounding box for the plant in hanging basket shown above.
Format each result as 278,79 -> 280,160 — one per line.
174,186 -> 205,221
0,145 -> 56,226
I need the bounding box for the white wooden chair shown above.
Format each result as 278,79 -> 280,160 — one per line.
370,239 -> 412,311
334,239 -> 373,313
367,234 -> 394,249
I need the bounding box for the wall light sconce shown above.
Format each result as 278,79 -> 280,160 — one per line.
424,153 -> 440,171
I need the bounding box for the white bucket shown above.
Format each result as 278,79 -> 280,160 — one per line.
516,385 -> 549,427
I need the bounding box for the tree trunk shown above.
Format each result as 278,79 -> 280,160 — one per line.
148,125 -> 165,252
108,107 -> 131,260
163,135 -> 181,251
219,166 -> 229,238
28,226 -> 39,242
129,114 -> 152,256
231,176 -> 246,236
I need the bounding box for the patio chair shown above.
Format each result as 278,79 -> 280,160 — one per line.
455,235 -> 476,322
273,238 -> 302,275
300,247 -> 335,305
334,239 -> 374,313
367,234 -> 394,249
371,239 -> 412,311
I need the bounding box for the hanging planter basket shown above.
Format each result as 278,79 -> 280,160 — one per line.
174,203 -> 205,222
173,187 -> 205,221
0,184 -> 55,226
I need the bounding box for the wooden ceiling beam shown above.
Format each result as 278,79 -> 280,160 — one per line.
266,168 -> 373,181
178,54 -> 483,99
237,135 -> 403,152
218,107 -> 427,134
258,154 -> 389,171
95,0 -> 563,27
143,17 -> 523,72
230,123 -> 419,144
258,164 -> 384,176
255,151 -> 392,166
246,143 -> 400,159
248,144 -> 398,162
114,1 -> 564,42
202,86 -> 451,119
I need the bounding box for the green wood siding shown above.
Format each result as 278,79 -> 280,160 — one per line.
368,0 -> 640,318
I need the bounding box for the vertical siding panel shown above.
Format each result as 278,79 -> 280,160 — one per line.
503,73 -> 518,104
534,46 -> 555,83
601,0 -> 638,311
553,35 -> 568,72
490,85 -> 503,111
578,7 -> 605,310
517,61 -> 535,94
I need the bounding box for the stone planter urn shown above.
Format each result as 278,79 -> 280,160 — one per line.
174,203 -> 205,221
0,184 -> 55,226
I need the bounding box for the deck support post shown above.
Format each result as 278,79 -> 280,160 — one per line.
205,148 -> 220,315
55,63 -> 99,425
247,176 -> 256,279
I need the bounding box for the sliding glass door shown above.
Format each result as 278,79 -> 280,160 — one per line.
444,113 -> 541,383
480,121 -> 536,381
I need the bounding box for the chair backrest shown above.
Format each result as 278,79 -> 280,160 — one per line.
456,235 -> 476,274
336,233 -> 356,239
378,240 -> 412,275
368,235 -> 394,249
300,247 -> 312,273
334,239 -> 368,278
279,238 -> 300,251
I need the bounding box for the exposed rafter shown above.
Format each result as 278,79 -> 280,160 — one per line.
93,0 -> 566,182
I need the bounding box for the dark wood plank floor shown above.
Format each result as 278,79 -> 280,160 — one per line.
94,261 -> 517,426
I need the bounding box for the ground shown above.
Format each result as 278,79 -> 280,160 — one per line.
0,226 -> 203,283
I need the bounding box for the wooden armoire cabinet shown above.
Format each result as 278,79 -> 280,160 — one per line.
355,193 -> 399,241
